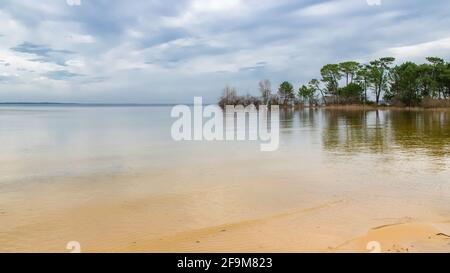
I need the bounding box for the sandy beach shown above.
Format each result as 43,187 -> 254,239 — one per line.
1,162 -> 449,253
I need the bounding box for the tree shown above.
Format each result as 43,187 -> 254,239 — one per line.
320,64 -> 341,97
441,62 -> 450,99
339,61 -> 360,86
355,64 -> 371,105
218,85 -> 237,108
278,81 -> 295,106
386,62 -> 420,106
291,56 -> 450,108
426,57 -> 446,99
258,79 -> 272,105
368,57 -> 395,105
417,63 -> 434,98
298,84 -> 316,105
308,79 -> 326,105
339,83 -> 363,104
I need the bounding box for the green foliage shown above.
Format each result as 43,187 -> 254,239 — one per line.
298,84 -> 316,105
386,62 -> 420,106
219,57 -> 450,108
308,79 -> 326,104
339,83 -> 363,103
384,57 -> 450,106
368,57 -> 396,105
355,64 -> 371,103
297,56 -> 450,107
320,64 -> 341,96
278,81 -> 295,105
339,61 -> 360,85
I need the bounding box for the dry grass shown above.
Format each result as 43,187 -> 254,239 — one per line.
298,102 -> 450,112
421,98 -> 450,109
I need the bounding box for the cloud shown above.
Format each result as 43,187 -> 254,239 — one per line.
294,0 -> 359,17
45,70 -> 82,80
64,33 -> 95,44
11,42 -> 73,56
0,73 -> 18,83
384,37 -> 450,61
11,41 -> 74,66
81,76 -> 108,84
0,0 -> 449,102
0,60 -> 11,66
239,62 -> 267,72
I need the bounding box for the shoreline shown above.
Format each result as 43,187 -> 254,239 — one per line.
294,104 -> 450,111
119,220 -> 450,253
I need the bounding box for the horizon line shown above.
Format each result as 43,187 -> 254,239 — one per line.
0,101 -> 216,106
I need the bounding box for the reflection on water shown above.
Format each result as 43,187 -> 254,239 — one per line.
317,109 -> 450,158
0,106 -> 448,184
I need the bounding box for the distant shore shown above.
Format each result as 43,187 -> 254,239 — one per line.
2,102 -> 450,111
0,102 -> 184,107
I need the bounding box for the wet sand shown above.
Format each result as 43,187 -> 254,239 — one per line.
1,163 -> 449,253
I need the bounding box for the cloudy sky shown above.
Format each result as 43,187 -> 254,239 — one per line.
0,0 -> 450,103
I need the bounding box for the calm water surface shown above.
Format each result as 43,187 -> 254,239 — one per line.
0,106 -> 449,251
0,105 -> 449,201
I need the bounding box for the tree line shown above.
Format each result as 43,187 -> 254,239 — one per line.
219,57 -> 450,108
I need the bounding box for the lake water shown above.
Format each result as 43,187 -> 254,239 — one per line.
0,106 -> 449,252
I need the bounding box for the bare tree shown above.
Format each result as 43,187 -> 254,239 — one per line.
218,85 -> 237,108
258,79 -> 272,105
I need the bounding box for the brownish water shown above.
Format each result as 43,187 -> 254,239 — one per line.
0,106 -> 449,252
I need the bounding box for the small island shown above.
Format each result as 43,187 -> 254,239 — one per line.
219,57 -> 450,110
